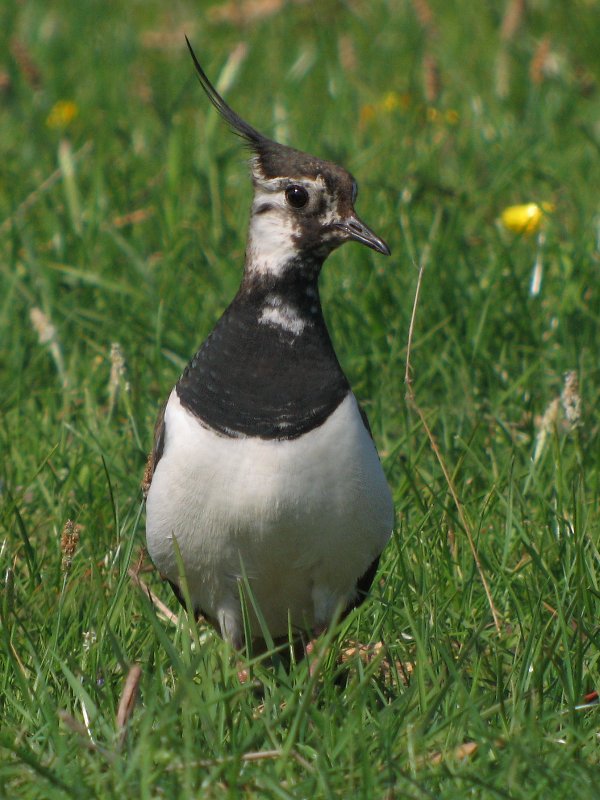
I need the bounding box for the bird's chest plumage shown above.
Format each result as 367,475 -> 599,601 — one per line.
145,389 -> 393,639
176,286 -> 350,439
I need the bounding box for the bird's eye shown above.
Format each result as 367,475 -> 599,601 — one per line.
285,185 -> 309,209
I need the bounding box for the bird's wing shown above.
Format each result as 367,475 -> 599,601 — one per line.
141,401 -> 166,498
357,399 -> 373,439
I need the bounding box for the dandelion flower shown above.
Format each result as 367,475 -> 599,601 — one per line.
46,99 -> 78,129
381,91 -> 402,112
359,104 -> 376,127
359,92 -> 411,128
500,202 -> 554,236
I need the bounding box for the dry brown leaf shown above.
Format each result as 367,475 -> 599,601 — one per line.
340,640 -> 414,684
10,38 -> 42,89
542,601 -> 582,634
208,0 -> 311,26
116,664 -> 142,740
530,37 -> 552,85
410,0 -> 438,37
141,23 -> 198,50
501,0 -> 525,42
128,567 -> 180,625
423,52 -> 441,103
112,207 -> 155,228
428,740 -> 478,765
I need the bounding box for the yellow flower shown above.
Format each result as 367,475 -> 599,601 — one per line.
381,91 -> 411,112
381,92 -> 401,112
359,92 -> 411,127
500,202 -> 554,236
46,100 -> 79,129
359,104 -> 376,127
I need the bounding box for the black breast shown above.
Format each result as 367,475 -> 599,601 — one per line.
176,284 -> 350,439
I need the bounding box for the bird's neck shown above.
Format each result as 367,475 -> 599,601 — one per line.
239,260 -> 325,339
245,212 -> 298,278
241,207 -> 329,338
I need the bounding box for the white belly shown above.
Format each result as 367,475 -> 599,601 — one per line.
146,390 -> 393,644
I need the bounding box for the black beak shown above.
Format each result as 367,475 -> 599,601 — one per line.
334,214 -> 391,256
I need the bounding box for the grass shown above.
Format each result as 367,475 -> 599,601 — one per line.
2,0 -> 600,796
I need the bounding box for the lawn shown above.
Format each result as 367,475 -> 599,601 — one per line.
1,0 -> 600,796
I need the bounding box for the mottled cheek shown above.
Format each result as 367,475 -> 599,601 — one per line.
315,194 -> 328,216
292,225 -> 322,253
255,203 -> 275,215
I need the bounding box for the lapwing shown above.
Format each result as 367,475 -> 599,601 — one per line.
144,39 -> 394,651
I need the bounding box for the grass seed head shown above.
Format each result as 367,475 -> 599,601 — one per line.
561,370 -> 582,429
30,307 -> 56,345
60,519 -> 81,572
108,342 -> 130,414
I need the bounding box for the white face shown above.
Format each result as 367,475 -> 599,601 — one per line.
245,173 -> 341,278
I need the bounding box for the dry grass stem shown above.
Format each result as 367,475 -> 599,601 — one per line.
116,664 -> 142,743
7,639 -> 29,680
80,699 -> 94,742
0,140 -> 93,236
410,0 -> 438,38
214,42 -> 249,97
340,640 -> 414,683
530,37 -> 552,85
495,49 -> 510,98
58,709 -> 94,740
164,748 -> 294,772
10,37 -> 42,89
338,34 -> 357,73
208,0 -> 310,25
140,24 -> 198,50
542,601 -> 583,634
108,342 -> 129,416
404,211 -> 502,634
128,568 -> 180,625
529,231 -> 545,296
533,370 -> 581,463
112,207 -> 155,228
423,53 -> 441,104
0,70 -> 11,94
496,0 -> 526,98
426,741 -> 479,766
59,711 -> 117,762
500,0 -> 525,42
533,397 -> 559,463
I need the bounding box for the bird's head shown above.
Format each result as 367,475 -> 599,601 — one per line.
186,38 -> 390,281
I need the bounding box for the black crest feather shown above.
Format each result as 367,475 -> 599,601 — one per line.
185,36 -> 267,151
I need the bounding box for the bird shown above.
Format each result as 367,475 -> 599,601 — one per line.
144,38 -> 394,652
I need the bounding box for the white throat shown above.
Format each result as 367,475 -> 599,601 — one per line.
246,201 -> 299,278
258,294 -> 307,335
